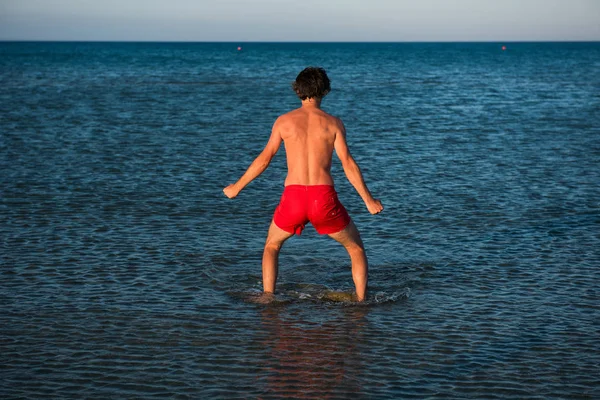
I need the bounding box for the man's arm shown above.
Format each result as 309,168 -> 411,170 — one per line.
223,119 -> 283,199
334,121 -> 383,214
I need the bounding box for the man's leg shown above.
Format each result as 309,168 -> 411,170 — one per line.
328,220 -> 368,301
262,220 -> 294,294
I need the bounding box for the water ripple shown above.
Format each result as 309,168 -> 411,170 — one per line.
1,42 -> 599,399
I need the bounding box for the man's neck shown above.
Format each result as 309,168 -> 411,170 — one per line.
301,97 -> 322,109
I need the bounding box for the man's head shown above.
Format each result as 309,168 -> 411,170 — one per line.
292,67 -> 331,100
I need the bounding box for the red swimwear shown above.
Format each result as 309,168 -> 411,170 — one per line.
273,185 -> 351,235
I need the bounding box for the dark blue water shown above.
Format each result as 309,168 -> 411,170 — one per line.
1,42 -> 599,399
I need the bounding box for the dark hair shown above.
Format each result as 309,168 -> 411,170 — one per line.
292,67 -> 331,100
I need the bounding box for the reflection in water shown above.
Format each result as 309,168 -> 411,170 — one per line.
258,306 -> 370,399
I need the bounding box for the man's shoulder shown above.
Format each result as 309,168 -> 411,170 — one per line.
275,109 -> 303,123
272,113 -> 292,133
310,109 -> 344,130
275,108 -> 344,130
275,111 -> 295,122
322,112 -> 344,130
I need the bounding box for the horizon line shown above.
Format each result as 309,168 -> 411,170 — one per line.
1,39 -> 599,44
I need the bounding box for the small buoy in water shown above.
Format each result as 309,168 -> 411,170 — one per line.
501,45 -> 507,51
237,46 -> 242,51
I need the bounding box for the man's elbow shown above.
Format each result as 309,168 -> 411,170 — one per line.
340,156 -> 358,172
256,154 -> 272,170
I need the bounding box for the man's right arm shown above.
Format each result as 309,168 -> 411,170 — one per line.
333,120 -> 383,215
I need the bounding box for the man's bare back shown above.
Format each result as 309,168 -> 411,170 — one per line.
223,67 -> 382,302
276,105 -> 339,186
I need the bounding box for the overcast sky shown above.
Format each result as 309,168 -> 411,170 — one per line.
1,0 -> 599,41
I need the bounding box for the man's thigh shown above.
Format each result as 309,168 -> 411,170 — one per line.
327,220 -> 364,249
265,220 -> 294,246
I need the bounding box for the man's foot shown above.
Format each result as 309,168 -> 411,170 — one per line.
256,292 -> 276,304
353,292 -> 367,302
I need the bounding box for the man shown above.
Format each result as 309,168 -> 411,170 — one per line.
223,67 -> 383,302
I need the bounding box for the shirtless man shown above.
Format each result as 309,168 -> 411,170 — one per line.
223,67 -> 383,302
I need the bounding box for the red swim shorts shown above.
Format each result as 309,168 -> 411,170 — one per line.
273,185 -> 351,235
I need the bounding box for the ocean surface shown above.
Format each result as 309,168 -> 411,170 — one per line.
1,42 -> 599,399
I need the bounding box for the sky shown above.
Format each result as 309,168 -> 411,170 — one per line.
1,0 -> 599,41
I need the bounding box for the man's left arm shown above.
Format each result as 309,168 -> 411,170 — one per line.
223,120 -> 283,199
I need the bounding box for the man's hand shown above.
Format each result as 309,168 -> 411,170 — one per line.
366,198 -> 383,215
223,184 -> 240,199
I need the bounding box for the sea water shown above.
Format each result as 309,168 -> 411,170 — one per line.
1,42 -> 599,398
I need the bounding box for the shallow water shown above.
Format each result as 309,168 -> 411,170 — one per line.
1,42 -> 599,398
